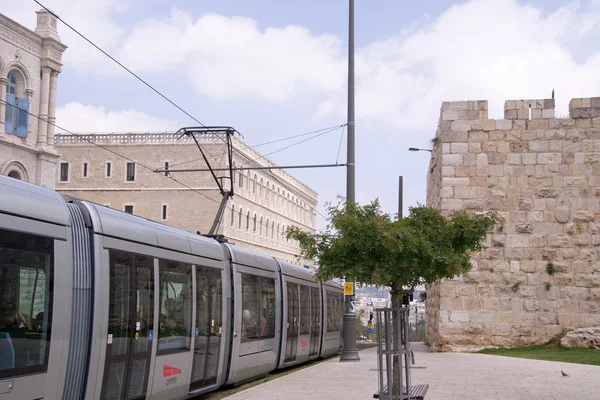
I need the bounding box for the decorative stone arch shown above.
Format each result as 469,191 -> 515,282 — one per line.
5,61 -> 33,97
3,161 -> 29,182
0,55 -> 5,78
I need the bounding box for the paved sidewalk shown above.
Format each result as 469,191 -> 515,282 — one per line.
223,343 -> 600,400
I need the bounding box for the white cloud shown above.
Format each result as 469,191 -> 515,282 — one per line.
316,0 -> 600,130
56,102 -> 177,132
116,9 -> 347,102
4,0 -> 130,74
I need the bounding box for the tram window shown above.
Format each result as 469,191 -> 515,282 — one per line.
259,277 -> 275,339
241,273 -> 275,342
158,260 -> 192,353
326,291 -> 341,332
299,285 -> 310,335
241,274 -> 259,342
0,229 -> 53,379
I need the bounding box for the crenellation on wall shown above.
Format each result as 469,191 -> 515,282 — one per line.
426,96 -> 600,352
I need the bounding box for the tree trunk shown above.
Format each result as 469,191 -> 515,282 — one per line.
390,284 -> 401,397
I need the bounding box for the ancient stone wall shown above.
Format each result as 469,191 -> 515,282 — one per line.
425,97 -> 600,351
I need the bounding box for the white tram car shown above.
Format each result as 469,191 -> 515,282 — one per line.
0,175 -> 344,400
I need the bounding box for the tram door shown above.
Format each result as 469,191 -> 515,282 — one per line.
190,266 -> 223,391
101,251 -> 154,400
284,282 -> 299,363
308,286 -> 321,358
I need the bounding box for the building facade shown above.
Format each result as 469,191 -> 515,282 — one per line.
0,10 -> 67,188
426,97 -> 600,351
54,131 -> 319,264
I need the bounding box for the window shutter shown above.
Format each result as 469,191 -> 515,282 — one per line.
4,93 -> 16,134
16,98 -> 30,138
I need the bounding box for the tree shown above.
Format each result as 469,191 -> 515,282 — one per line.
287,198 -> 497,394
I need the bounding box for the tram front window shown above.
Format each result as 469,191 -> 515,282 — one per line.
0,229 -> 53,379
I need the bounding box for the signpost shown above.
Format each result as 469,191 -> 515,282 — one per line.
344,282 -> 354,296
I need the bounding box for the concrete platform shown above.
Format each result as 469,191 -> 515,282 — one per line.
223,343 -> 600,400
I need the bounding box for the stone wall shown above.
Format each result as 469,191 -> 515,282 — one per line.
425,97 -> 600,351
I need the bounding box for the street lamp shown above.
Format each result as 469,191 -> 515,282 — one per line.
408,147 -> 432,153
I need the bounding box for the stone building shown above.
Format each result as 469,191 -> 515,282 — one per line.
0,10 -> 67,188
425,97 -> 600,351
54,131 -> 318,264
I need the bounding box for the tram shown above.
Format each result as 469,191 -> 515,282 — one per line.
0,175 -> 344,400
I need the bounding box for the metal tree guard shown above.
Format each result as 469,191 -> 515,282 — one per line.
373,295 -> 428,399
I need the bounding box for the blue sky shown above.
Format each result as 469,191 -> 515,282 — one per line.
6,0 -> 600,230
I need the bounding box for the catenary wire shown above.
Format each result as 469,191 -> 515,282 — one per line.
239,125 -> 343,168
36,0 -> 333,222
0,99 -> 317,234
34,0 -> 206,128
336,124 -> 346,164
169,123 -> 345,168
33,0 -> 333,223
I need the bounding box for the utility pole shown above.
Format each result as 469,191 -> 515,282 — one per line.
340,0 -> 360,362
398,176 -> 403,219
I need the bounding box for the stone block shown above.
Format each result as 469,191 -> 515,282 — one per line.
442,154 -> 464,166
506,153 -> 522,165
570,98 -> 582,110
442,166 -> 455,176
505,100 -> 516,110
444,130 -> 468,142
449,311 -> 470,323
532,109 -> 542,119
450,142 -> 468,153
538,153 -> 562,164
504,109 -> 518,119
496,120 -> 512,131
441,199 -> 463,210
483,119 -> 496,131
506,234 -> 529,247
542,108 -> 555,119
451,120 -> 472,131
448,101 -> 468,110
442,143 -> 451,153
548,235 -> 570,247
510,260 -> 520,272
442,177 -> 470,186
442,110 -> 459,120
529,140 -> 549,152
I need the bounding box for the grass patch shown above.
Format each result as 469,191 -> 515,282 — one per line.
479,345 -> 600,366
196,342 -> 378,399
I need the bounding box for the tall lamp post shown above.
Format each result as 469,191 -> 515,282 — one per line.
340,0 -> 360,362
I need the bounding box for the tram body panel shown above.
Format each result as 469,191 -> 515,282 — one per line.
224,244 -> 280,386
0,177 -> 71,400
319,282 -> 344,358
79,202 -> 228,400
276,260 -> 320,369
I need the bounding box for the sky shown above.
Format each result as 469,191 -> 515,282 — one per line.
5,0 -> 600,230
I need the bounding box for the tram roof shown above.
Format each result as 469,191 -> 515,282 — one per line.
0,175 -> 70,227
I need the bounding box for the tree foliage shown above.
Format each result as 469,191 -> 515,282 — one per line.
286,198 -> 498,289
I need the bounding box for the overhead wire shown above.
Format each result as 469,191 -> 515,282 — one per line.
34,0 -> 333,224
0,99 -> 302,234
169,123 -> 345,168
335,124 -> 346,164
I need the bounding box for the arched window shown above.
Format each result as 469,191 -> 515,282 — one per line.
252,180 -> 255,193
239,207 -> 243,228
266,219 -> 269,237
231,205 -> 235,226
238,171 -> 243,187
246,211 -> 250,231
277,223 -> 280,240
253,213 -> 257,232
272,222 -> 275,239
282,225 -> 285,241
8,170 -> 21,180
260,216 -> 263,235
5,71 -> 29,137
